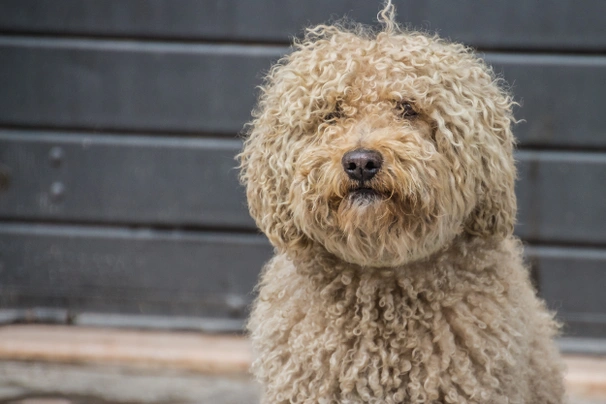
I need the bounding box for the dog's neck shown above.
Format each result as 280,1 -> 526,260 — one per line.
290,235 -> 511,293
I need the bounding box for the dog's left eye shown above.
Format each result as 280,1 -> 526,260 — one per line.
324,111 -> 341,123
323,102 -> 343,124
397,102 -> 418,119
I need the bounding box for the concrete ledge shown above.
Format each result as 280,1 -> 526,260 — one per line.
0,325 -> 251,374
0,325 -> 604,400
566,355 -> 606,401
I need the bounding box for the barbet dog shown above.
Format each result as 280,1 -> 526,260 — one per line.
239,2 -> 565,403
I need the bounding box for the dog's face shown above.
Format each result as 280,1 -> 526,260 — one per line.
240,25 -> 517,267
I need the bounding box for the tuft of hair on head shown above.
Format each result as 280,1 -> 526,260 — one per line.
377,0 -> 399,34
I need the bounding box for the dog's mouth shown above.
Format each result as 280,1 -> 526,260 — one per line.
347,186 -> 382,202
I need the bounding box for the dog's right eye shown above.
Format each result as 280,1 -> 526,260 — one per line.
396,101 -> 418,119
323,103 -> 343,124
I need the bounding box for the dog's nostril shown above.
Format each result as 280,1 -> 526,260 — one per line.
341,149 -> 383,182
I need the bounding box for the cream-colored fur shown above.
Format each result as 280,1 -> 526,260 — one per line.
239,3 -> 565,403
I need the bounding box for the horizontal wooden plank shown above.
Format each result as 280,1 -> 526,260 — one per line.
0,37 -> 282,135
1,132 -> 605,245
0,223 -> 604,339
0,224 -> 273,318
485,54 -> 606,148
527,246 -> 606,339
515,151 -> 606,245
0,131 -> 253,228
0,0 -> 605,51
0,38 -> 604,147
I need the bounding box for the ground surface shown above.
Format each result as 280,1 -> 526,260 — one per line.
0,325 -> 604,404
0,361 -> 258,404
2,360 -> 605,404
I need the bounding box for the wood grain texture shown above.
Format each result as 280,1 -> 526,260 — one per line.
0,130 -> 252,228
0,37 -> 281,134
1,0 -> 604,343
1,223 -> 605,338
2,132 -> 605,245
1,0 -> 605,50
1,38 -> 605,146
515,151 -> 606,245
0,223 -> 273,318
527,246 -> 606,339
485,54 -> 606,148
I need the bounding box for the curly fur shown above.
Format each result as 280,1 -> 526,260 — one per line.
239,2 -> 565,403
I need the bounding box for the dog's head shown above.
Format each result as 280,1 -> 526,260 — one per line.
239,3 -> 516,267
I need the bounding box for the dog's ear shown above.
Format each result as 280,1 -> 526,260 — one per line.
463,103 -> 517,239
238,120 -> 309,253
421,39 -> 519,240
464,152 -> 517,238
425,47 -> 518,240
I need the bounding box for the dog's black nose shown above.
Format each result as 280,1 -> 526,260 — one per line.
342,149 -> 383,182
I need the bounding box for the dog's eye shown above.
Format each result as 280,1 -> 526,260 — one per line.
397,101 -> 418,119
324,102 -> 343,124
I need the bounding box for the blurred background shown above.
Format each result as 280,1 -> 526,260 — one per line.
0,1 -> 604,403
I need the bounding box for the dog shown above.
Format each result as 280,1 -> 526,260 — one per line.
239,2 -> 565,403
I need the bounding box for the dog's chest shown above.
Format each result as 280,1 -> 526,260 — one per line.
257,268 -> 523,403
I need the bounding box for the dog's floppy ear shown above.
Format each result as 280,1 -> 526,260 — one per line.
426,49 -> 518,240
422,38 -> 518,240
238,114 -> 309,254
239,46 -> 325,255
464,152 -> 517,238
463,102 -> 517,239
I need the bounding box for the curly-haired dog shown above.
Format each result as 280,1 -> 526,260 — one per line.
239,3 -> 565,403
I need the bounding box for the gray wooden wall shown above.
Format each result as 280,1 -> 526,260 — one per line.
0,1 -> 604,344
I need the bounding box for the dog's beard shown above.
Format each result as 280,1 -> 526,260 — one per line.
337,187 -> 397,234
316,185 -> 446,267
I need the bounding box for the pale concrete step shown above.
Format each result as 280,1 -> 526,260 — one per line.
0,325 -> 604,403
0,360 -> 258,404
